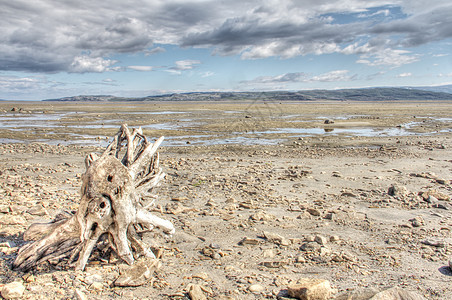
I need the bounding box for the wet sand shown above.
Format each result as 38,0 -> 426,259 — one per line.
0,101 -> 451,299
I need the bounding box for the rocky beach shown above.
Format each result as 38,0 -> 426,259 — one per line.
0,100 -> 451,299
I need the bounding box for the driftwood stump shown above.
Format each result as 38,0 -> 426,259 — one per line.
13,124 -> 174,271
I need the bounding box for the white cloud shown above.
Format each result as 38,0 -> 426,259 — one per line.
144,47 -> 166,56
311,70 -> 352,82
438,72 -> 452,77
127,66 -> 153,71
397,72 -> 412,77
173,60 -> 201,70
69,56 -> 118,73
355,48 -> 419,68
240,70 -> 354,88
0,75 -> 42,91
165,60 -> 202,75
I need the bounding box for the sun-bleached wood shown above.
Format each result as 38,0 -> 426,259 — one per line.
13,124 -> 174,271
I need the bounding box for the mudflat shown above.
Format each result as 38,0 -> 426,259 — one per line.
0,100 -> 451,299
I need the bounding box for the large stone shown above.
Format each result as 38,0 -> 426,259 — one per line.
114,258 -> 161,287
370,287 -> 426,300
1,281 -> 26,299
287,278 -> 331,300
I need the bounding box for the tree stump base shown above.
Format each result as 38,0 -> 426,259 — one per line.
13,124 -> 174,271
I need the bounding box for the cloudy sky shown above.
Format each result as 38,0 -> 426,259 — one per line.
1,0 -> 451,100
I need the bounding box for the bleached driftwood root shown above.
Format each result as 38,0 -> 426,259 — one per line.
13,124 -> 174,272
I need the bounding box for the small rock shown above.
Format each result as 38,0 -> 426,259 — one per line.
287,278 -> 332,300
249,284 -> 265,293
250,211 -> 276,221
420,190 -> 449,201
305,235 -> 315,242
73,289 -> 88,300
324,119 -> 334,124
388,184 -> 408,197
425,195 -> 438,204
26,205 -> 47,216
435,178 -> 447,185
1,281 -> 26,299
432,203 -> 449,210
410,216 -> 425,227
329,236 -> 340,242
324,212 -> 334,220
192,272 -> 210,281
314,235 -> 328,246
83,274 -> 103,285
319,247 -> 331,257
332,171 -> 343,178
296,255 -> 306,263
261,260 -> 287,268
421,239 -> 445,248
0,215 -> 27,225
0,204 -> 11,213
263,249 -> 276,258
0,241 -> 16,248
239,237 -> 260,246
89,282 -> 104,291
300,242 -> 321,253
188,284 -> 207,300
262,231 -> 290,246
307,208 -> 321,217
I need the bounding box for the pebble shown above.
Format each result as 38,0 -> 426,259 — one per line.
248,284 -> 265,293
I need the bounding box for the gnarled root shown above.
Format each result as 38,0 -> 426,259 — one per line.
13,124 -> 174,272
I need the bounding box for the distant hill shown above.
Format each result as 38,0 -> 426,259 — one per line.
136,87 -> 452,101
42,87 -> 452,102
406,84 -> 452,94
44,95 -> 121,102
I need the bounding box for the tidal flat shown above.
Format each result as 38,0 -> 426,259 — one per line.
0,100 -> 451,299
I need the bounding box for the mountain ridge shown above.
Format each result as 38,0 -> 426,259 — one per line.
42,87 -> 452,102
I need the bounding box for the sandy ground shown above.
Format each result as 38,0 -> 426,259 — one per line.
0,101 -> 451,299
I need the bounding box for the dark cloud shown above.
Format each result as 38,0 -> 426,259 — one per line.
0,0 -> 451,73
